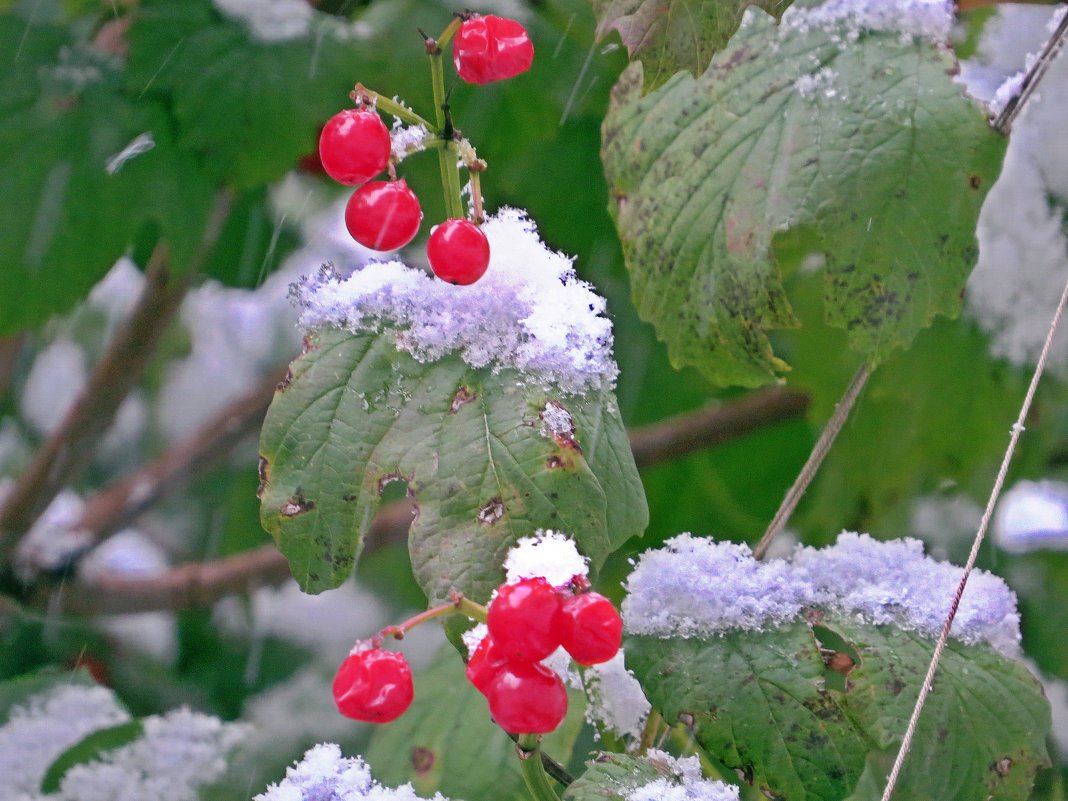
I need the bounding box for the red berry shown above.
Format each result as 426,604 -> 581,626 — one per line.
427,219 -> 490,285
466,635 -> 507,696
486,661 -> 567,734
318,109 -> 392,186
332,647 -> 413,723
559,592 -> 622,666
487,577 -> 563,663
345,179 -> 422,251
452,15 -> 534,85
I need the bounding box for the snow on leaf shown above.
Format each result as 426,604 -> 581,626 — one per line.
503,529 -> 590,586
591,0 -> 793,93
564,750 -> 739,801
601,3 -> 1005,386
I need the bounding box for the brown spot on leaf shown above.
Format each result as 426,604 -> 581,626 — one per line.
677,712 -> 695,727
377,472 -> 408,495
301,335 -> 316,355
546,454 -> 574,470
760,787 -> 785,801
822,650 -> 855,676
478,497 -> 505,525
993,757 -> 1013,777
411,747 -> 435,776
887,678 -> 906,696
969,174 -> 982,190
280,492 -> 315,517
256,456 -> 269,499
276,368 -> 292,391
450,385 -> 476,413
540,400 -> 581,452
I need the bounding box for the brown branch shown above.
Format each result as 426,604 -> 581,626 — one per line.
630,385 -> 809,468
76,367 -> 287,544
0,190 -> 233,566
0,332 -> 25,403
993,7 -> 1068,134
45,385 -> 810,615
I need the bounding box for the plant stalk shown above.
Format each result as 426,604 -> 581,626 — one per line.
517,734 -> 562,801
428,33 -> 465,220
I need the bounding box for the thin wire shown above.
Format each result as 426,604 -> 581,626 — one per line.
880,268 -> 1068,801
993,10 -> 1068,135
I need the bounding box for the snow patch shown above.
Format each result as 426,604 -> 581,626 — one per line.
20,338 -> 87,436
503,530 -> 589,587
293,208 -> 618,395
624,532 -> 1021,653
779,0 -> 953,44
627,750 -> 739,801
584,653 -> 651,740
995,479 -> 1068,552
213,0 -> 313,41
255,744 -> 450,801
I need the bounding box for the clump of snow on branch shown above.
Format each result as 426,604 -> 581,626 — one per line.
389,121 -> 430,162
293,208 -> 618,394
778,0 -> 953,44
623,535 -> 813,637
627,750 -> 739,801
624,532 -> 1021,653
961,5 -> 1068,371
583,653 -> 651,741
255,744 -> 449,801
0,684 -> 129,797
995,479 -> 1068,553
504,529 -> 589,587
20,338 -> 87,436
55,708 -> 248,801
14,488 -> 92,580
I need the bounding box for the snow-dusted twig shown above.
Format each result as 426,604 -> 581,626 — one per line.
35,386 -> 810,614
993,7 -> 1068,134
76,367 -> 286,545
754,363 -> 871,560
0,190 -> 234,567
880,265 -> 1068,801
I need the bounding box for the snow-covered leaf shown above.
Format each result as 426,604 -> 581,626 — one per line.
592,0 -> 792,92
258,328 -> 645,600
601,3 -> 1005,386
40,720 -> 144,794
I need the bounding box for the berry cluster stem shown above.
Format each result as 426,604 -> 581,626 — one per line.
427,24 -> 467,221
517,734 -> 562,801
354,85 -> 434,131
377,593 -> 488,642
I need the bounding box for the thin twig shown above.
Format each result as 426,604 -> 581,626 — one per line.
76,367 -> 286,545
880,269 -> 1068,801
39,385 -> 810,614
993,8 -> 1068,134
508,733 -> 575,786
0,190 -> 233,566
629,386 -> 809,468
753,363 -> 872,560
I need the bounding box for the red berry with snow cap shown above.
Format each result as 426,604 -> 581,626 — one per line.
452,14 -> 534,85
559,591 -> 622,666
487,576 -> 563,662
332,647 -> 413,723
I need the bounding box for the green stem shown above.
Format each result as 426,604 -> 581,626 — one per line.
429,42 -> 465,219
517,734 -> 561,801
435,16 -> 463,51
355,86 -> 435,131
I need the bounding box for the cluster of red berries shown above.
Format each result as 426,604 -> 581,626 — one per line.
466,576 -> 622,734
330,576 -> 622,735
315,13 -> 533,286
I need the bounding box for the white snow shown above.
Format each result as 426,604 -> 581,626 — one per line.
20,338 -> 87,436
623,532 -> 1021,653
255,744 -> 450,801
994,479 -> 1068,552
779,0 -> 953,44
962,5 -> 1068,371
583,653 -> 651,741
56,708 -> 249,801
14,488 -> 92,581
626,750 -> 739,801
0,683 -> 130,797
293,208 -> 619,395
212,0 -> 313,41
503,530 -> 589,587
389,122 -> 431,162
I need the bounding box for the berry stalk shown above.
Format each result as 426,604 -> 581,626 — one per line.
377,592 -> 488,642
516,734 -> 562,801
355,85 -> 435,131
427,27 -> 467,221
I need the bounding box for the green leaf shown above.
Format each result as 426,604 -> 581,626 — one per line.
830,620 -> 1051,801
0,15 -> 214,334
625,617 -> 1050,801
366,650 -> 585,801
601,9 -> 1005,386
127,0 -> 382,188
592,0 -> 792,92
258,328 -> 647,602
626,625 -> 869,801
40,720 -> 144,794
563,752 -> 664,801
